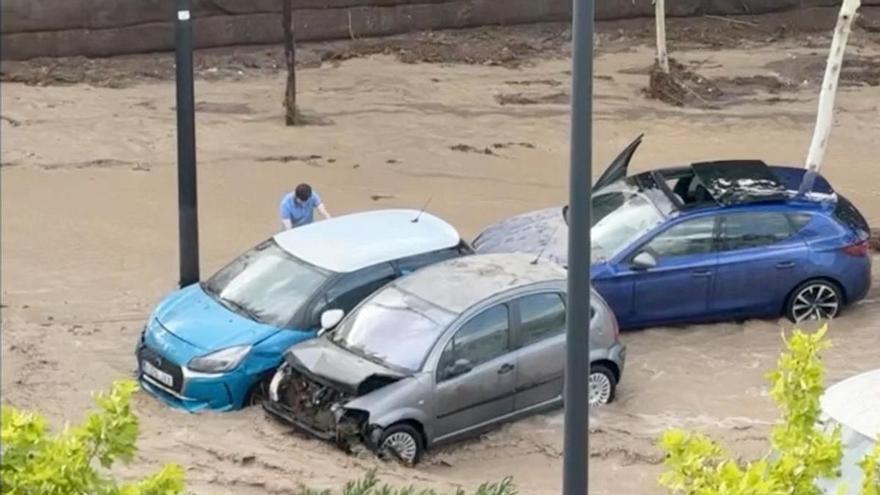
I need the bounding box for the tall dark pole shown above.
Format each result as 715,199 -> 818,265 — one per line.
175,0 -> 200,287
563,0 -> 594,492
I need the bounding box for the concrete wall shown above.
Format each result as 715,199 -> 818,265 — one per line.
0,0 -> 839,60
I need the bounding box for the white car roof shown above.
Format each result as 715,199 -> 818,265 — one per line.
821,368 -> 880,440
273,209 -> 461,273
394,253 -> 568,314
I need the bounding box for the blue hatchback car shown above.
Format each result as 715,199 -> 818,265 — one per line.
473,136 -> 872,329
136,209 -> 471,412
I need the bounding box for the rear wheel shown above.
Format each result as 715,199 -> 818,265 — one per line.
589,363 -> 617,406
786,279 -> 843,323
378,423 -> 424,466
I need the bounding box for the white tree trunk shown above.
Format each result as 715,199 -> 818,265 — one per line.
801,0 -> 861,192
655,0 -> 669,73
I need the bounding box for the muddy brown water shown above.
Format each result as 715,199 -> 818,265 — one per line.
2,22 -> 880,494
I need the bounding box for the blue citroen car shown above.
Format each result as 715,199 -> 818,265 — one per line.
136,209 -> 471,412
473,136 -> 872,329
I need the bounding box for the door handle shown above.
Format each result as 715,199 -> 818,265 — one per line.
691,269 -> 712,278
776,261 -> 796,269
497,363 -> 515,375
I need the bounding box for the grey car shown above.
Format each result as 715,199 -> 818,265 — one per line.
263,253 -> 626,465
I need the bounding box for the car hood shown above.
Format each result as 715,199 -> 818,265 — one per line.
284,337 -> 406,395
152,284 -> 284,351
473,207 -> 569,266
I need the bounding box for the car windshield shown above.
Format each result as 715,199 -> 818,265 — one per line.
591,192 -> 665,262
330,286 -> 455,372
203,240 -> 330,328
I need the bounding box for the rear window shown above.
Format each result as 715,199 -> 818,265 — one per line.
834,196 -> 870,237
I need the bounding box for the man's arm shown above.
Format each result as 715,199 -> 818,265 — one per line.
316,203 -> 331,219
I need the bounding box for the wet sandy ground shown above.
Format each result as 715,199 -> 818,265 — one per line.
2,22 -> 880,494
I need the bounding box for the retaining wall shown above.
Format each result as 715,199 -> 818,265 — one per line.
0,0 -> 844,60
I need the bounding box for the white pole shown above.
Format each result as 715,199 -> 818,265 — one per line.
655,0 -> 669,73
800,0 -> 861,194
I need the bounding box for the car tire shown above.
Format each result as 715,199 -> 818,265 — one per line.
589,363 -> 617,407
246,379 -> 268,407
785,279 -> 843,323
378,423 -> 424,466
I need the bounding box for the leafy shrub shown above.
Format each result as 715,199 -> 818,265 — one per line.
659,326 -> 880,495
296,470 -> 516,495
1,379 -> 185,495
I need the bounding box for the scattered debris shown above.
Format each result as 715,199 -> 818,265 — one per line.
504,79 -> 563,87
257,154 -> 323,166
644,58 -> 724,108
1,115 -> 21,127
870,229 -> 880,251
494,91 -> 569,106
369,194 -> 395,201
450,144 -> 496,155
386,159 -> 399,164
492,142 -> 535,150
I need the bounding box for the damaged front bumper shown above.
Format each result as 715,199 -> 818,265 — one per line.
262,363 -> 382,452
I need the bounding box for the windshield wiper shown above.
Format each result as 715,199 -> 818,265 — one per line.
218,296 -> 261,322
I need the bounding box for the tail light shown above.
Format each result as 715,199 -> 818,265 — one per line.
842,240 -> 869,257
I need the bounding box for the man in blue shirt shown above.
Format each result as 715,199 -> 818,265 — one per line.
279,183 -> 331,229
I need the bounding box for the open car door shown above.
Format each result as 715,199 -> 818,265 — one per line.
593,134 -> 643,190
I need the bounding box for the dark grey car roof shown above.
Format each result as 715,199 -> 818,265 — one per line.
394,253 -> 567,314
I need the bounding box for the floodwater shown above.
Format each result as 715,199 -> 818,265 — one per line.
2,23 -> 879,494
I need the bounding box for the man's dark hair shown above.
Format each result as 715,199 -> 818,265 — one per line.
295,183 -> 312,202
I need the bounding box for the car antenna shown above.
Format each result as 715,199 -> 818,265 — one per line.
412,197 -> 433,223
531,224 -> 561,265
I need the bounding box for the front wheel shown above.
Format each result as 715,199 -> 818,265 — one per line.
785,279 -> 843,323
246,379 -> 269,407
589,364 -> 617,407
378,423 -> 424,466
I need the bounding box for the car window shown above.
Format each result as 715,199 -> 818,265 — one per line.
517,293 -> 566,348
322,263 -> 396,316
643,216 -> 717,258
834,195 -> 870,237
720,212 -> 792,251
395,247 -> 460,275
438,305 -> 510,380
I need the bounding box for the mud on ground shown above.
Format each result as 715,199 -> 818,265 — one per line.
2,6 -> 880,495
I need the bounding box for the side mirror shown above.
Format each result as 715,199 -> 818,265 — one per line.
317,309 -> 344,336
631,252 -> 657,270
444,359 -> 473,379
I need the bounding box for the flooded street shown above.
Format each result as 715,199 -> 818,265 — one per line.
2,16 -> 879,494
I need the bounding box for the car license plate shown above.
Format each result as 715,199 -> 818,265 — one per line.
142,360 -> 174,388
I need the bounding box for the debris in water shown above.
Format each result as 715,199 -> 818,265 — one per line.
645,59 -> 724,108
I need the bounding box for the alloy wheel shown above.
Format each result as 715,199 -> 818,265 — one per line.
589,371 -> 613,406
382,432 -> 419,464
791,283 -> 840,322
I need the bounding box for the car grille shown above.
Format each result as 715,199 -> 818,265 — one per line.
276,367 -> 349,435
138,345 -> 184,393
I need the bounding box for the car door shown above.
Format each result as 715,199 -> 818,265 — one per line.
433,304 -> 516,441
509,292 -> 567,411
712,211 -> 810,317
624,215 -> 719,326
593,134 -> 643,190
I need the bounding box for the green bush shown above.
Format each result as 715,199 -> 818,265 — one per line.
658,326 -> 880,495
1,379 -> 185,495
296,470 -> 516,495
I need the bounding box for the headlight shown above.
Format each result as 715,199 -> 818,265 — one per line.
188,345 -> 252,373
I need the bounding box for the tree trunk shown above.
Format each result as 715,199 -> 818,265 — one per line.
282,0 -> 297,126
799,0 -> 861,194
655,0 -> 669,73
